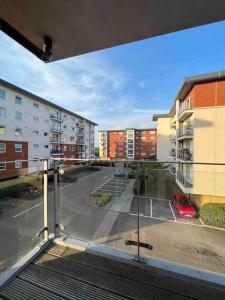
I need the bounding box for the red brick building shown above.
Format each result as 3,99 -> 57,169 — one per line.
99,128 -> 157,160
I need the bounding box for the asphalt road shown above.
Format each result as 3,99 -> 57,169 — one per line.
1,165 -> 225,276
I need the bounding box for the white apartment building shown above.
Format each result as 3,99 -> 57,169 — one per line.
153,71 -> 225,207
0,79 -> 96,179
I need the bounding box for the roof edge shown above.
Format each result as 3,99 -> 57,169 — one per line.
0,78 -> 98,125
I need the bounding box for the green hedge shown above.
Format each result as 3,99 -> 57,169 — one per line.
200,203 -> 225,229
90,192 -> 112,207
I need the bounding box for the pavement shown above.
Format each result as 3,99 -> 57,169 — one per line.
1,164 -> 225,276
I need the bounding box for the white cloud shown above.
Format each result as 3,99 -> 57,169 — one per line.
0,32 -> 168,146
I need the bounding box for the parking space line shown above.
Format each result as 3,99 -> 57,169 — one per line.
169,201 -> 177,221
129,212 -> 203,227
150,198 -> 152,218
97,188 -> 121,193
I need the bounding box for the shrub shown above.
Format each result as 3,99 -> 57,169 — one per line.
200,203 -> 225,229
90,192 -> 111,207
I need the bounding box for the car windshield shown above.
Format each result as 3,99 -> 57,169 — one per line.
177,199 -> 191,206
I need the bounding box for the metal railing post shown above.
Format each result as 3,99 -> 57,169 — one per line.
54,159 -> 59,235
43,159 -> 49,241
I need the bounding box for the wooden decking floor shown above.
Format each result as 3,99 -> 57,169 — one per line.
1,244 -> 225,299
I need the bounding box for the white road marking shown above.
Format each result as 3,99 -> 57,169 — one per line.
128,212 -> 203,227
97,188 -> 121,193
13,202 -> 43,218
150,198 -> 152,218
169,201 -> 177,221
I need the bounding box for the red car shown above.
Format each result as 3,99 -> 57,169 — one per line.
172,194 -> 196,219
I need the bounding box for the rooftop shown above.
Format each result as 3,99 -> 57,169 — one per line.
0,78 -> 98,126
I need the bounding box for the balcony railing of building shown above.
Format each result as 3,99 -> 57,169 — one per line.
76,122 -> 85,129
169,149 -> 176,157
1,158 -> 225,294
177,148 -> 193,161
178,97 -> 193,121
50,114 -> 63,122
76,138 -> 85,145
50,137 -> 64,143
50,125 -> 64,133
177,125 -> 193,139
50,149 -> 64,155
76,130 -> 84,137
169,134 -> 176,142
169,117 -> 176,128
177,170 -> 193,188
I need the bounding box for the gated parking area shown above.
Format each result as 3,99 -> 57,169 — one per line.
130,196 -> 202,226
94,176 -> 130,197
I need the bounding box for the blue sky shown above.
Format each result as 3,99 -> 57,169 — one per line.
1,20 -> 225,135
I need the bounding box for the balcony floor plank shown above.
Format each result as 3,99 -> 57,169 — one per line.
1,244 -> 225,300
44,244 -> 225,300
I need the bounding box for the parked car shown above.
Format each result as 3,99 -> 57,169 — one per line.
172,194 -> 196,219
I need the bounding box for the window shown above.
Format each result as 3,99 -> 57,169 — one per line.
33,144 -> 39,149
70,155 -> 75,159
44,132 -> 48,136
70,145 -> 75,151
63,145 -> 67,151
33,130 -> 39,135
15,96 -> 22,105
70,136 -> 75,142
0,89 -> 5,100
0,143 -> 6,153
15,144 -> 22,152
72,127 -> 75,131
0,107 -> 6,118
15,160 -> 22,169
0,163 -> 6,171
33,116 -> 39,122
15,111 -> 22,121
0,126 -> 6,135
33,102 -> 39,108
15,128 -> 22,136
44,145 -> 49,148
64,125 -> 67,129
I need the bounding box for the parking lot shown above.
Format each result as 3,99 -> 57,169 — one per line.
129,196 -> 202,226
94,176 -> 130,197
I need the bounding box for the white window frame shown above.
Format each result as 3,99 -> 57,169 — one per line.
15,143 -> 22,152
33,116 -> 39,122
0,143 -> 6,153
15,96 -> 22,105
15,160 -> 22,169
0,89 -> 5,100
0,107 -> 6,118
0,126 -> 6,135
0,163 -> 6,171
33,144 -> 39,149
14,128 -> 22,136
15,111 -> 22,121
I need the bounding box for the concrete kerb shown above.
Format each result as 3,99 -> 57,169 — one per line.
199,217 -> 225,232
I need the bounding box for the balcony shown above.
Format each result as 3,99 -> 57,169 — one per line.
50,126 -> 63,133
1,159 -> 225,299
177,148 -> 193,161
76,131 -> 84,137
76,138 -> 85,145
76,122 -> 85,129
178,97 -> 193,121
169,134 -> 176,142
50,149 -> 64,155
50,114 -> 63,122
177,170 -> 193,188
177,125 -> 193,140
169,149 -> 176,158
169,118 -> 176,128
50,137 -> 64,143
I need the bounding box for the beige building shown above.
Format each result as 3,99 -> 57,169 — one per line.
153,71 -> 225,207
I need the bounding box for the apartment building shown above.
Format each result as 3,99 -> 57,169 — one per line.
0,79 -> 96,179
99,128 -> 157,160
153,71 -> 225,206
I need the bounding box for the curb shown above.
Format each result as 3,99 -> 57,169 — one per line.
199,217 -> 225,232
